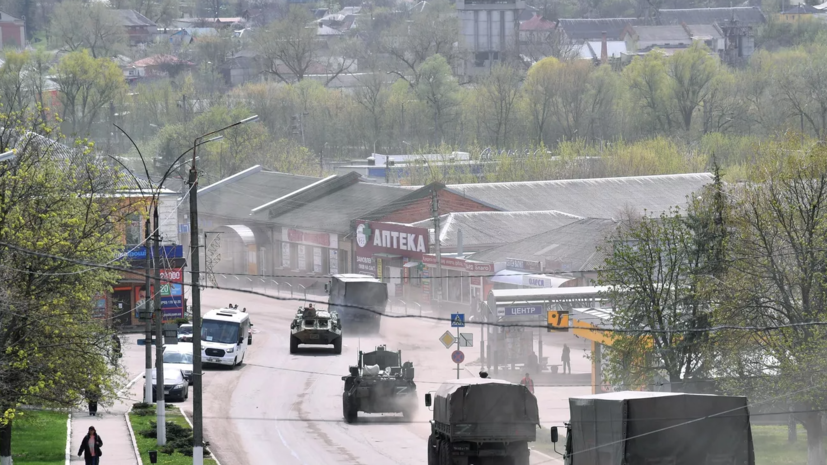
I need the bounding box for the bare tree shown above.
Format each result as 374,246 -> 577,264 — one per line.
49,0 -> 126,58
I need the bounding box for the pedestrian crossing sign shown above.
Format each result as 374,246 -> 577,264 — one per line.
451,313 -> 465,328
547,310 -> 569,332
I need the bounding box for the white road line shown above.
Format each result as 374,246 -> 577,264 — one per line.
118,373 -> 144,397
530,447 -> 563,464
276,427 -> 305,465
64,413 -> 71,465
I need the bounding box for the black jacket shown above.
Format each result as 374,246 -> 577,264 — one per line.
78,434 -> 103,457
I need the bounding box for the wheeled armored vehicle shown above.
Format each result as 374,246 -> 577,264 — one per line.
341,345 -> 416,423
290,306 -> 342,354
327,274 -> 387,333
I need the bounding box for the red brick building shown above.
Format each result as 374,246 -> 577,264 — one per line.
0,12 -> 25,48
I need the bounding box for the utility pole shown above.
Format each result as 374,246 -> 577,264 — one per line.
189,140 -> 205,465
144,218 -> 153,404
431,189 -> 442,309
153,206 -> 166,445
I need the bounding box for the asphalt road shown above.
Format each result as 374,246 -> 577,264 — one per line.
174,288 -> 569,465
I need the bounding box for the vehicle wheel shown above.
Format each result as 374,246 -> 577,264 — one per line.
343,394 -> 357,424
181,385 -> 189,402
427,434 -> 438,465
438,439 -> 452,465
233,356 -> 238,366
290,335 -> 299,354
333,337 -> 342,354
248,335 -> 252,345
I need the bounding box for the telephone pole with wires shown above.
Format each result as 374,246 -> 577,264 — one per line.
431,189 -> 442,308
152,206 -> 166,445
143,219 -> 152,404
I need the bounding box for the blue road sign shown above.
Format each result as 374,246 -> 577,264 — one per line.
451,313 -> 465,327
451,350 -> 465,364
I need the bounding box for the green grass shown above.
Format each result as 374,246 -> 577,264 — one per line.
12,410 -> 67,465
129,410 -> 217,465
753,424 -> 826,465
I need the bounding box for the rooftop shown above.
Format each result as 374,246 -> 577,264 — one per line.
197,166 -> 320,221
626,25 -> 691,42
470,218 -> 618,273
557,17 -> 643,40
446,173 -> 713,218
410,210 -> 583,249
657,7 -> 767,26
112,9 -> 157,27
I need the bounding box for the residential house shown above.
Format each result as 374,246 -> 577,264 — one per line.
623,24 -> 724,56
519,14 -> 555,45
220,50 -> 261,86
113,10 -> 158,45
174,17 -> 246,30
0,11 -> 25,48
780,4 -> 825,21
125,55 -> 194,81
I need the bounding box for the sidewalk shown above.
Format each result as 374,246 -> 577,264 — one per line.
70,335 -> 144,464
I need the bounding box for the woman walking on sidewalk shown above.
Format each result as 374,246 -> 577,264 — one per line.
78,426 -> 103,464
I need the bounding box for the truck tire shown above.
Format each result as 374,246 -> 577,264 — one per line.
438,439 -> 452,465
333,337 -> 342,354
507,442 -> 530,465
427,434 -> 438,465
290,335 -> 299,354
343,394 -> 357,424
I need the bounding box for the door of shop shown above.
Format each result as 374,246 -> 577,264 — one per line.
111,289 -> 132,328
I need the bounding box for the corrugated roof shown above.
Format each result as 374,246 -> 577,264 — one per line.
410,210 -> 583,249
628,25 -> 690,42
447,173 -> 713,218
558,18 -> 643,40
781,4 -> 822,14
264,181 -> 410,234
470,218 -> 618,273
198,168 -> 320,221
657,7 -> 766,26
113,9 -> 157,27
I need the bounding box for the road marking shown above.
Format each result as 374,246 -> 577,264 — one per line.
276,427 -> 305,465
530,447 -> 563,464
64,413 -> 71,465
118,373 -> 144,397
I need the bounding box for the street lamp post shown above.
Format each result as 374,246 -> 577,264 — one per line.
188,114 -> 258,465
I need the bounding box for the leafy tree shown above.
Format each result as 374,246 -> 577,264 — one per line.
667,42 -> 720,131
716,138 -> 827,465
523,57 -> 558,146
0,120 -> 125,464
477,64 -> 522,148
49,1 -> 125,58
414,54 -> 460,144
54,50 -> 127,135
623,51 -> 673,133
110,0 -> 180,27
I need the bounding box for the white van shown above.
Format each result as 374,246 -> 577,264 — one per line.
201,308 -> 251,366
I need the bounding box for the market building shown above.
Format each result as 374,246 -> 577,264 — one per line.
351,220 -> 430,299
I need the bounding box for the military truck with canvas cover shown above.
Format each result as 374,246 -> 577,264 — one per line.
424,378 -> 539,465
290,306 -> 342,354
327,274 -> 387,333
559,391 -> 755,465
341,345 -> 417,423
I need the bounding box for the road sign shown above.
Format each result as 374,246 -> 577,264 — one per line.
439,331 -> 456,349
503,305 -> 544,317
547,310 -> 570,332
451,350 -> 465,364
451,313 -> 465,327
459,332 -> 474,347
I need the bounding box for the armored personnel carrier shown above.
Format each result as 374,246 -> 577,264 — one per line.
290,305 -> 343,354
341,345 -> 417,423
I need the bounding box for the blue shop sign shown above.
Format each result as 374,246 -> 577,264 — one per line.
119,245 -> 184,261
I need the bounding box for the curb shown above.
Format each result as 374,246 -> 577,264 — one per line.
125,405 -> 143,465
178,406 -> 223,465
64,413 -> 71,465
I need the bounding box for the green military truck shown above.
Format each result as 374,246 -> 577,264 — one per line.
424,378 -> 539,465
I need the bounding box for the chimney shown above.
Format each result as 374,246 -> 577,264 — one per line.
456,228 -> 464,256
601,31 -> 608,64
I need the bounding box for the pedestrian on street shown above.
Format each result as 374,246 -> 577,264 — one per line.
86,386 -> 100,417
520,373 -> 535,394
562,344 -> 571,374
78,426 -> 103,464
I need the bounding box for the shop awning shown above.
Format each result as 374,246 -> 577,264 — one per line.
403,261 -> 420,268
491,270 -> 529,285
490,270 -> 574,288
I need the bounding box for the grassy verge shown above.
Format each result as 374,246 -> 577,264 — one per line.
129,404 -> 217,465
12,410 -> 67,465
753,424 -> 827,465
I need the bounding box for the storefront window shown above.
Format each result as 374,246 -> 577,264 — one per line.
125,213 -> 142,246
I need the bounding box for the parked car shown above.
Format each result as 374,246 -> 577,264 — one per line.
178,323 -> 193,342
162,343 -> 194,385
150,368 -> 189,402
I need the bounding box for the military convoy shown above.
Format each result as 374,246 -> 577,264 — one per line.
289,305 -> 343,354
424,378 -> 539,465
327,274 -> 388,333
341,345 -> 417,423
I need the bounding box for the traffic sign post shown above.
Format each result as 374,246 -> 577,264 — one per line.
451,350 -> 465,363
439,330 -> 456,349
459,333 -> 473,347
451,313 -> 465,327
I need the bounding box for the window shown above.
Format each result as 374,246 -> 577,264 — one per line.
125,213 -> 142,246
201,320 -> 240,344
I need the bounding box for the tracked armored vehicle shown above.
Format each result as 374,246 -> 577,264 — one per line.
341,345 -> 417,423
290,306 -> 343,354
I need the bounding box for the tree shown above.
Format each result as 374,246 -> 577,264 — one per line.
667,43 -> 720,131
352,73 -> 390,153
716,138 -> 827,465
379,0 -> 458,87
49,1 -> 126,58
477,64 -> 522,148
54,50 -> 127,135
0,122 -> 125,465
523,57 -> 558,146
623,51 -> 674,133
110,0 -> 180,27
253,7 -> 356,85
414,54 -> 460,144
598,173 -> 727,388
